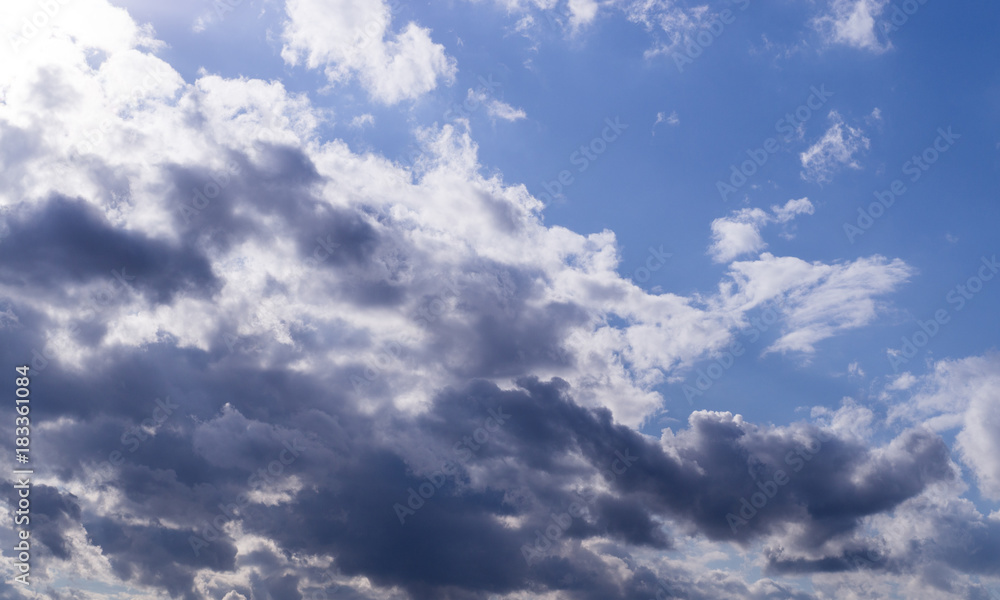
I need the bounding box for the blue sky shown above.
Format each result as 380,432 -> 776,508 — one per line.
1,0 -> 999,598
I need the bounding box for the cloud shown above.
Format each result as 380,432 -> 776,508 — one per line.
477,0 -> 712,58
800,111 -> 871,183
0,196 -> 219,305
468,88 -> 527,122
0,2 -> 981,599
814,0 -> 891,51
709,198 -> 814,263
725,254 -> 913,355
350,114 -> 376,128
624,0 -> 712,58
771,197 -> 815,223
280,0 -> 457,104
709,208 -> 770,263
652,110 -> 679,134
887,353 -> 1000,501
568,0 -> 601,29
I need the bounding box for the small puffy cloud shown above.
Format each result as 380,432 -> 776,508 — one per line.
468,89 -> 527,122
800,111 -> 870,183
486,99 -> 527,121
568,0 -> 601,29
349,113 -> 375,128
888,372 -> 918,390
771,197 -> 814,223
709,198 -> 814,263
280,0 -> 457,104
709,208 -> 770,264
814,0 -> 891,52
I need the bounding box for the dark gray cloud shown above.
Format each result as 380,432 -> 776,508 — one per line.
0,195 -> 218,304
0,142 -> 981,600
10,322 -> 968,600
85,516 -> 238,600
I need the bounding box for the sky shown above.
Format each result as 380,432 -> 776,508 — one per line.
0,0 -> 999,599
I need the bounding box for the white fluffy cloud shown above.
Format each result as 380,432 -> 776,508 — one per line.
814,0 -> 891,51
708,198 -> 814,263
280,0 -> 457,104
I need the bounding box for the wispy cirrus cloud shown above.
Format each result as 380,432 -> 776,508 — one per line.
800,111 -> 871,183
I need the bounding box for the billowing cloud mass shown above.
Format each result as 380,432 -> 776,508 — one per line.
888,354 -> 1000,500
0,1 -> 997,600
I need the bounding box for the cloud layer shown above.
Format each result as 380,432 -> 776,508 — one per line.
0,1 -> 997,599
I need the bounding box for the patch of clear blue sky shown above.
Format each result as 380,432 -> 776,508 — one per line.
125,0 -> 998,434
